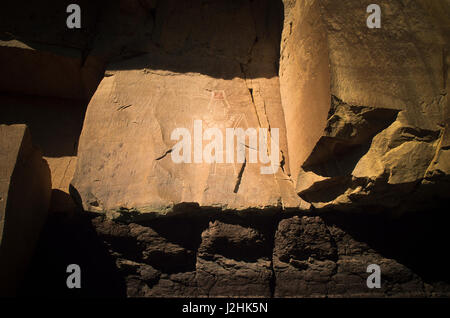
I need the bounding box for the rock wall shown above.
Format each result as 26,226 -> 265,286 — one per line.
279,0 -> 331,185
0,0 -> 449,297
19,210 -> 450,297
291,0 -> 450,212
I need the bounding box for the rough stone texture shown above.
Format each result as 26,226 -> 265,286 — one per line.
0,124 -> 51,296
22,210 -> 447,298
93,217 -> 199,297
288,0 -> 450,211
272,215 -> 437,297
0,1 -> 104,212
2,0 -> 446,215
87,212 -> 277,297
195,220 -> 273,297
321,0 -> 449,126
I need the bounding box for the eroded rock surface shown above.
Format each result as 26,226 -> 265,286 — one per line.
287,0 -> 450,211
272,215 -> 443,297
28,211 -> 445,298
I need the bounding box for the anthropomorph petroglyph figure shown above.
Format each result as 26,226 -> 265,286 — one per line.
204,90 -> 248,179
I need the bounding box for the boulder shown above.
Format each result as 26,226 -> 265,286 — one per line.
273,215 -> 433,297
195,220 -> 273,297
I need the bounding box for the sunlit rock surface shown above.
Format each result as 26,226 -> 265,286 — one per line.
71,0 -> 306,215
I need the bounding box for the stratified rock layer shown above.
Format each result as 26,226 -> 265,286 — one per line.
0,124 -> 51,296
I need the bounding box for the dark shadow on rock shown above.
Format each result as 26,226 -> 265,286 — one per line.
50,189 -> 78,213
0,93 -> 87,157
320,202 -> 450,285
139,216 -> 210,252
2,0 -> 284,80
17,211 -> 127,297
69,184 -> 83,211
0,0 -> 104,56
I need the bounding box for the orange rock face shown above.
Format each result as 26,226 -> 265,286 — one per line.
289,0 -> 450,211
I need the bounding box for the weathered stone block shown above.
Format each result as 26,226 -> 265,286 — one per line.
0,124 -> 51,296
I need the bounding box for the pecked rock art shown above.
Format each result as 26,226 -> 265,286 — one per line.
71,53 -> 305,215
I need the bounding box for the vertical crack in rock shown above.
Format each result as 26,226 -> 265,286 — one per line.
248,88 -> 255,104
233,159 -> 247,194
240,63 -> 262,128
280,150 -> 287,177
268,214 -> 282,298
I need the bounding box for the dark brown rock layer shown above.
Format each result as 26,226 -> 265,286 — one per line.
18,208 -> 450,297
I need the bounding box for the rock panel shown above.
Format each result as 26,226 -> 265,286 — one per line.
71,1 -> 306,215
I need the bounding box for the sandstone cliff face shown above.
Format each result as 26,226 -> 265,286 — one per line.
282,0 -> 450,212
67,0 -> 450,216
70,0 -> 308,214
1,0 -> 449,297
